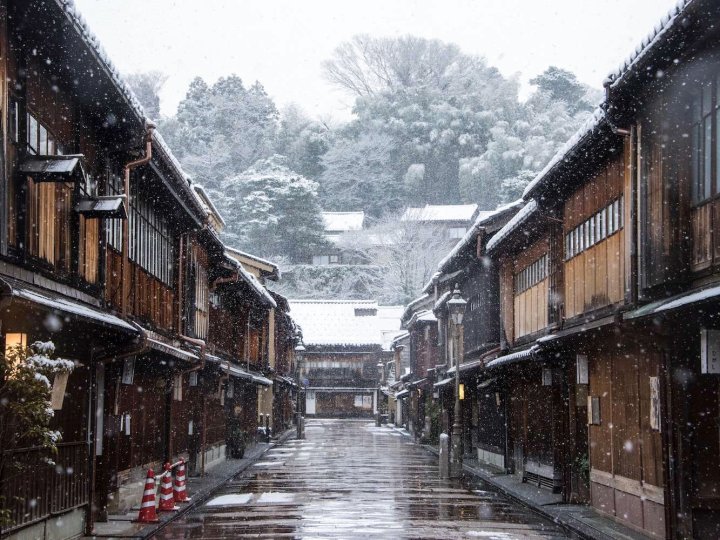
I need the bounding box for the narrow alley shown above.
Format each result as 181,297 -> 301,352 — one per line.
157,420 -> 568,539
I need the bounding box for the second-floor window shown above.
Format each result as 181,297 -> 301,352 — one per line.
129,193 -> 174,286
691,77 -> 720,204
514,254 -> 548,294
565,196 -> 624,260
23,110 -> 70,268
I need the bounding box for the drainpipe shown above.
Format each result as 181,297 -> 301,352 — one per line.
178,334 -> 207,474
121,123 -> 156,316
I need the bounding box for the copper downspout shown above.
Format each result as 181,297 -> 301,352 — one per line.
121,124 -> 155,316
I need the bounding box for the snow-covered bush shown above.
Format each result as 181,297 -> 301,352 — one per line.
0,341 -> 74,526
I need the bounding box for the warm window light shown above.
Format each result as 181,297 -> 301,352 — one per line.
459,383 -> 465,400
4,332 -> 27,357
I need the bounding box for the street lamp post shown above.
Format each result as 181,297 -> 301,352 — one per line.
376,360 -> 384,426
295,344 -> 305,439
447,284 -> 467,479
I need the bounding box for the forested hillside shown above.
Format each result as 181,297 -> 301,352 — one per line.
129,36 -> 600,268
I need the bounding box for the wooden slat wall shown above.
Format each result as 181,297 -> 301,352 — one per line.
690,198 -> 720,271
564,155 -> 625,318
513,280 -> 548,339
499,258 -> 514,345
105,248 -> 175,331
588,348 -> 663,487
510,236 -> 550,341
79,215 -> 99,284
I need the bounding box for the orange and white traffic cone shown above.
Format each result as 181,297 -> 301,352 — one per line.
158,463 -> 178,512
133,469 -> 160,523
173,458 -> 191,502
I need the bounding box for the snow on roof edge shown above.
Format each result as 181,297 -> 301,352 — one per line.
606,0 -> 694,89
521,108 -> 606,199
486,200 -> 538,253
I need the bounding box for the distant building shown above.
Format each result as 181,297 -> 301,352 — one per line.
400,204 -> 487,243
290,299 -> 402,417
311,211 -> 365,265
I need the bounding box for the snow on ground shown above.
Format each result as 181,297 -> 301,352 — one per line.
257,492 -> 295,504
206,493 -> 253,506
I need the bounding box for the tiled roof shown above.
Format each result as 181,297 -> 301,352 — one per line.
290,300 -> 398,347
605,0 -> 694,90
486,200 -> 538,253
58,0 -> 209,223
437,200 -> 524,272
401,204 -> 478,222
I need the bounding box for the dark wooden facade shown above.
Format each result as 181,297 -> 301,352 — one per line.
411,3 -> 720,538
0,2 -> 287,537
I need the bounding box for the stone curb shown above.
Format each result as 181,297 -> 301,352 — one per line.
389,427 -> 639,540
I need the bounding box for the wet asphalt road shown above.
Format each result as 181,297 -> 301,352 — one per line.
156,419 -> 569,539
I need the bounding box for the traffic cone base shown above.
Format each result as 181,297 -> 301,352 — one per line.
133,469 -> 160,523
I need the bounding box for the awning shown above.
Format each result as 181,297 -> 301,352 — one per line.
275,375 -> 297,387
434,377 -> 453,388
226,364 -> 253,380
75,196 -> 127,219
251,373 -> 273,387
146,338 -> 198,363
624,284 -> 720,320
0,276 -> 138,334
395,389 -> 410,399
18,155 -> 87,183
446,358 -> 484,375
485,346 -> 538,370
477,377 -> 497,389
407,378 -> 428,389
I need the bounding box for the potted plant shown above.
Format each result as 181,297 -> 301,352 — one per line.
227,424 -> 246,459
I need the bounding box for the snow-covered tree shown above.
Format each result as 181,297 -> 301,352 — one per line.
125,71 -> 168,120
336,215 -> 455,304
0,341 -> 74,527
319,129 -> 403,217
218,155 -> 329,262
165,75 -> 279,193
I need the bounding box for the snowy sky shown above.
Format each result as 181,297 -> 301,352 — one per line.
74,0 -> 680,120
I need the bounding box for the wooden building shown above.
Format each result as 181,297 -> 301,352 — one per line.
289,300 -> 399,418
410,1 -> 720,537
0,2 -> 287,538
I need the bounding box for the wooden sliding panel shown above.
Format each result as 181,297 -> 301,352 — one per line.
563,155 -> 625,318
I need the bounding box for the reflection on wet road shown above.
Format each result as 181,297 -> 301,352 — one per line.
157,419 -> 569,539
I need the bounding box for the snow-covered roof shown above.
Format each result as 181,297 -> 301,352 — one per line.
322,211 -> 365,232
523,1 -> 697,201
605,0 -> 694,90
401,204 -> 478,223
377,305 -> 404,351
57,1 -> 211,225
486,200 -> 539,253
401,293 -> 432,323
289,300 -> 389,347
225,246 -> 280,279
223,253 -> 277,308
436,201 -> 524,272
193,184 -> 226,227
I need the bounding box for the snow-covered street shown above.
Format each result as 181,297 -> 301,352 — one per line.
157,419 -> 568,539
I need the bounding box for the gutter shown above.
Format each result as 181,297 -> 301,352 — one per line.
121,123 -> 155,316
